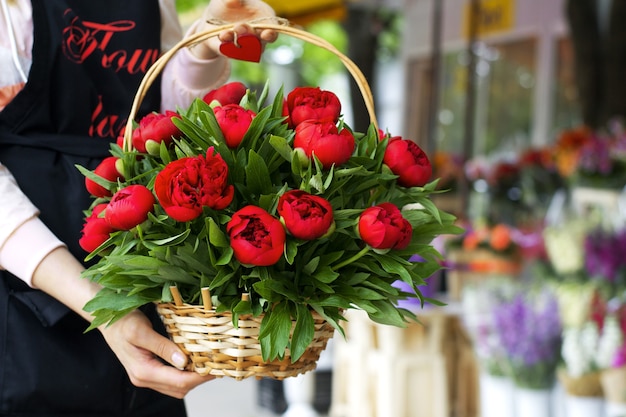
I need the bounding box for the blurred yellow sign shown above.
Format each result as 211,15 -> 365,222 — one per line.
463,0 -> 516,38
264,0 -> 346,25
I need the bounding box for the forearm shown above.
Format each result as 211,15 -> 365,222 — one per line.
30,246 -> 100,323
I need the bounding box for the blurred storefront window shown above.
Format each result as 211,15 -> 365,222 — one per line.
437,38 -> 536,157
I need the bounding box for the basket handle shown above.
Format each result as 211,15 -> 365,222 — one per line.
123,22 -> 378,151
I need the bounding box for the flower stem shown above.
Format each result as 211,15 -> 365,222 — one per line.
331,246 -> 370,271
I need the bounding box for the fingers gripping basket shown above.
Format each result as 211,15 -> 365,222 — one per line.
124,22 -> 378,380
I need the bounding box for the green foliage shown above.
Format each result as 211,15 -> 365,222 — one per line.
79,82 -> 460,362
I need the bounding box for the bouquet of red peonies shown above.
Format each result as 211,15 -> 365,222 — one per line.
77,24 -> 460,379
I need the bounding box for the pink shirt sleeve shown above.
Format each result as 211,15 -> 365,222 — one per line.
0,164 -> 64,286
160,19 -> 231,112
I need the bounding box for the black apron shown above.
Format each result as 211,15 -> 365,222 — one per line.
0,1 -> 186,415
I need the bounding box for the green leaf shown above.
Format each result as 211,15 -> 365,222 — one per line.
285,239 -> 299,264
150,229 -> 191,246
208,218 -> 229,248
353,287 -> 387,301
119,255 -> 165,268
313,266 -> 340,284
259,303 -> 293,361
304,257 -> 320,275
245,150 -> 273,195
75,164 -> 115,191
344,272 -> 370,285
269,135 -> 294,162
291,304 -> 314,362
200,107 -> 225,145
232,297 -> 252,315
175,245 -> 215,276
157,265 -> 198,285
83,288 -> 153,313
241,106 -> 271,148
269,84 -> 285,117
209,269 -> 236,290
375,255 -> 412,282
367,300 -> 407,326
215,246 -> 233,266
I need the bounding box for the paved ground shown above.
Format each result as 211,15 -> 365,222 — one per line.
186,377 -> 275,417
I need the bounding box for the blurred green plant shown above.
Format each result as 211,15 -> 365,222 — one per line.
175,0 -> 203,13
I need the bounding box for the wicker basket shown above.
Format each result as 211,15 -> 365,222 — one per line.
123,21 -> 377,380
557,368 -> 603,398
157,301 -> 335,380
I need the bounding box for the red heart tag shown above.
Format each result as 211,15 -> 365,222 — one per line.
219,33 -> 262,63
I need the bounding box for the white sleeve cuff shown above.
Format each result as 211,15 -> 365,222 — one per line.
0,216 -> 65,287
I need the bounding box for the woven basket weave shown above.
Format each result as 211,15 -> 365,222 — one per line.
123,21 -> 377,380
157,302 -> 335,380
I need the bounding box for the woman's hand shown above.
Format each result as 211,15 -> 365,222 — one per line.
99,309 -> 214,398
31,246 -> 214,399
191,0 -> 278,60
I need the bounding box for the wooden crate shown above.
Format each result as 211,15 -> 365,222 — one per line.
330,309 -> 480,417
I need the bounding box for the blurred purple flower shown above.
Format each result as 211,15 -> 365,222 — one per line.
584,228 -> 626,285
578,134 -> 613,175
612,345 -> 626,368
493,291 -> 562,368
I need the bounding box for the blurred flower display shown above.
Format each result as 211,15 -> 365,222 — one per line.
553,121 -> 626,189
464,147 -> 564,226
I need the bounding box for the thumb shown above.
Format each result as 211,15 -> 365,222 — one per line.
139,325 -> 189,369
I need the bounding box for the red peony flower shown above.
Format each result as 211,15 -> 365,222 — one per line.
214,104 -> 256,148
293,120 -> 355,169
154,148 -> 234,222
358,203 -> 412,250
85,156 -> 124,198
286,87 -> 341,127
132,110 -> 181,154
105,184 -> 155,230
226,205 -> 286,266
277,190 -> 334,240
383,138 -> 432,187
203,81 -> 247,106
79,203 -> 114,252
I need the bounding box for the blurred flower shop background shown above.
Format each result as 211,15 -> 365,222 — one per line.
175,0 -> 626,416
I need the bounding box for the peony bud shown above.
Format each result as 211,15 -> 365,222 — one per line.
293,120 -> 355,169
79,203 -> 114,252
383,138 -> 432,187
85,156 -> 124,198
132,111 -> 181,153
358,203 -> 413,250
202,81 -> 247,106
213,104 -> 256,148
105,184 -> 155,230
